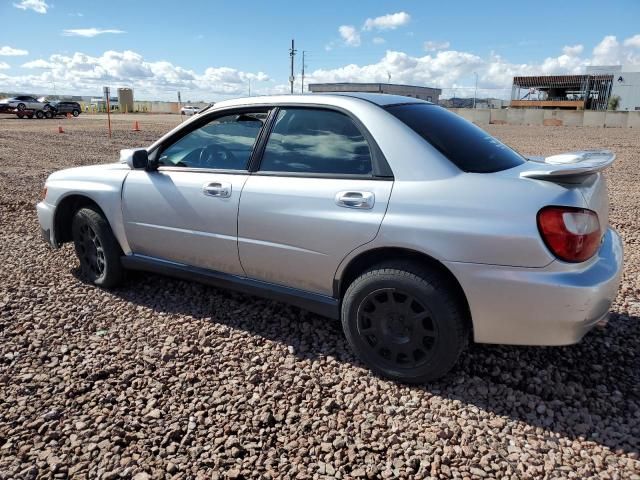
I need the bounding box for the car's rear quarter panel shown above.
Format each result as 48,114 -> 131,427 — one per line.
380,174 -> 588,267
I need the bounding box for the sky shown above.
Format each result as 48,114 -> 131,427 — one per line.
1,0 -> 640,101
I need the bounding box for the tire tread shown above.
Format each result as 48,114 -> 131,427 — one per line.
72,207 -> 123,288
341,261 -> 468,383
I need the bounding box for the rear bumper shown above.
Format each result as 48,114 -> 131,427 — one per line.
445,228 -> 623,346
36,201 -> 56,247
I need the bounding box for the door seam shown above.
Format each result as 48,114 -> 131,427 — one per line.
236,174 -> 251,277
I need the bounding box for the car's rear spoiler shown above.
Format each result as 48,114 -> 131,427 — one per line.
521,150 -> 615,180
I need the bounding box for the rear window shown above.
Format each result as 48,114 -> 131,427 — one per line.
386,103 -> 525,173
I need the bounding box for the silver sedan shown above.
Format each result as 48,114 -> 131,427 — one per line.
36,93 -> 623,382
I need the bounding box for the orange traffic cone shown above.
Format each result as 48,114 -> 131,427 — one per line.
133,121 -> 140,132
58,125 -> 64,133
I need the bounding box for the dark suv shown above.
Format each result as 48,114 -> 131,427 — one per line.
50,101 -> 82,117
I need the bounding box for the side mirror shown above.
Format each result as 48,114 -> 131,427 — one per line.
120,148 -> 149,169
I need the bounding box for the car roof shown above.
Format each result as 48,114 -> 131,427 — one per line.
212,92 -> 430,110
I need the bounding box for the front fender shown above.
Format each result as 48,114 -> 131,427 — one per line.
45,166 -> 131,254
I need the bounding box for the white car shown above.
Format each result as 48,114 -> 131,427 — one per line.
180,105 -> 201,116
36,93 -> 623,382
0,95 -> 51,112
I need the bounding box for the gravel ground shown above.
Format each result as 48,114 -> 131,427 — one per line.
0,115 -> 638,479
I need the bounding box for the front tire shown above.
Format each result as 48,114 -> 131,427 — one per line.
16,103 -> 26,111
72,109 -> 80,117
35,111 -> 44,119
341,263 -> 468,383
71,207 -> 123,288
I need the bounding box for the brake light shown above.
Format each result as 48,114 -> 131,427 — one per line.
537,206 -> 601,263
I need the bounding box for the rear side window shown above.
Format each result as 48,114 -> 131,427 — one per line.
259,108 -> 372,175
386,104 -> 525,173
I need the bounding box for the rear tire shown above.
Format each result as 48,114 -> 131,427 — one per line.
71,207 -> 123,288
45,110 -> 53,119
35,111 -> 44,119
17,103 -> 26,111
341,263 -> 468,383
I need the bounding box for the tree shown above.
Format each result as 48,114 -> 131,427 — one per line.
608,95 -> 621,111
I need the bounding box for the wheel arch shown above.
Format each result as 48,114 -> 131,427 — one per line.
53,194 -> 108,246
335,246 -> 473,332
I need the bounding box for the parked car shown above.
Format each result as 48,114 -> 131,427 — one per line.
49,101 -> 82,117
36,93 -> 623,383
15,106 -> 53,119
180,105 -> 201,116
0,98 -> 12,113
0,95 -> 51,112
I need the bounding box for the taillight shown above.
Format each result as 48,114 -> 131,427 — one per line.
537,206 -> 601,262
42,187 -> 47,200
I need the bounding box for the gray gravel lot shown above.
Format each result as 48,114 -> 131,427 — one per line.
0,114 -> 638,479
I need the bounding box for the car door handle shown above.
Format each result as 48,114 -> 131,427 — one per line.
335,191 -> 375,209
203,182 -> 232,198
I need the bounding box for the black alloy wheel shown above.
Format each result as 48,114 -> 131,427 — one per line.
341,264 -> 469,383
356,288 -> 438,369
71,207 -> 123,288
75,222 -> 106,279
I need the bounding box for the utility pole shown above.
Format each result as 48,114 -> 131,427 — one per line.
473,72 -> 478,109
289,39 -> 296,94
301,51 -> 306,94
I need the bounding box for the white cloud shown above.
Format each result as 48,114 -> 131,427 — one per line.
562,44 -> 584,56
591,34 -> 640,65
305,50 -> 483,88
2,49 -> 270,100
13,0 -> 48,14
424,40 -> 451,52
623,34 -> 640,49
0,62 -> 10,70
363,12 -> 410,31
63,28 -> 126,38
22,59 -> 55,69
592,35 -> 620,64
299,34 -> 640,99
334,12 -> 409,48
0,46 -> 29,56
339,25 -> 361,47
3,34 -> 639,101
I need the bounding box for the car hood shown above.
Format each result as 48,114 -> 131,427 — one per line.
48,162 -> 131,182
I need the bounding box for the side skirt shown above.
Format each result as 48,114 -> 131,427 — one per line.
120,254 -> 340,319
